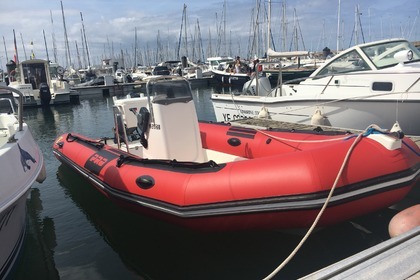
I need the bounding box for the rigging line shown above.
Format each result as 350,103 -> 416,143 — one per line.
229,89 -> 243,117
262,127 -> 367,280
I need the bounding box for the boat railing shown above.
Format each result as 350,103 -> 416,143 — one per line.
0,98 -> 15,114
112,105 -> 130,153
0,85 -> 24,131
267,69 -> 420,97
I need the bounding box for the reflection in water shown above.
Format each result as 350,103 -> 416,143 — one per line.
56,164 -> 396,280
15,189 -> 59,280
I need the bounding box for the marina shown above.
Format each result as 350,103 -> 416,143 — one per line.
0,82 -> 416,279
0,0 -> 419,279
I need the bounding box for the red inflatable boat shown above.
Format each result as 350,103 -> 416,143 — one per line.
53,77 -> 420,231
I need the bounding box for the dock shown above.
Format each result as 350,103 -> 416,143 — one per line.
300,226 -> 420,280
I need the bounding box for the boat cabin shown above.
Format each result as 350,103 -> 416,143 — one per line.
207,56 -> 235,71
314,39 -> 420,76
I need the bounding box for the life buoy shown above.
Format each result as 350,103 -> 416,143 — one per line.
257,64 -> 263,72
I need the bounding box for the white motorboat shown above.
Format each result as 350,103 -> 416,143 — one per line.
7,59 -> 72,106
0,86 -> 46,278
211,38 -> 420,136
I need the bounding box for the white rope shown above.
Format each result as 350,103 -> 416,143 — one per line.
262,128 -> 367,280
229,89 -> 244,118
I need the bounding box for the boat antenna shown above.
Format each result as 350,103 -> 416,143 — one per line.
20,33 -> 28,60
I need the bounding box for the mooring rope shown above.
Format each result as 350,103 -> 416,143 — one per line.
262,127 -> 368,280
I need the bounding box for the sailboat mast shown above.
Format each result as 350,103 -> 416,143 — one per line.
134,27 -> 137,68
75,40 -> 82,69
354,5 -> 360,45
223,0 -> 226,55
80,12 -> 91,67
184,4 -> 188,58
3,36 -> 8,62
20,33 -> 28,60
43,29 -> 50,63
267,0 -> 271,50
61,0 -> 71,67
176,4 -> 187,60
337,0 -> 341,52
50,10 -> 58,63
80,29 -> 87,68
282,1 -> 287,51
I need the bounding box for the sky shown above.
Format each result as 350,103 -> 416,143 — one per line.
0,0 -> 418,70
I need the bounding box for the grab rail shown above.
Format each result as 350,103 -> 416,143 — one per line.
271,69 -> 420,93
0,85 -> 24,131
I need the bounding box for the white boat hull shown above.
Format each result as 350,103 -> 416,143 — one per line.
0,193 -> 28,279
0,87 -> 46,279
212,95 -> 420,135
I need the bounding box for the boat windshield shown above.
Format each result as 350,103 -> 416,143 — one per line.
316,49 -> 371,76
147,79 -> 193,104
207,57 -> 234,70
21,62 -> 48,89
361,40 -> 420,69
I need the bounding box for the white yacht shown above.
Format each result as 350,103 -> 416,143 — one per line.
0,86 -> 46,278
211,38 -> 420,136
8,59 -> 71,106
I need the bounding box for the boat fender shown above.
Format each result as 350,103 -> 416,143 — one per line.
388,204 -> 420,238
137,107 -> 150,148
311,109 -> 331,126
36,163 -> 47,183
227,137 -> 241,147
136,175 -> 155,189
258,106 -> 270,119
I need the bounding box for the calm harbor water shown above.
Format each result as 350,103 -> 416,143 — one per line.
12,85 -> 405,280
